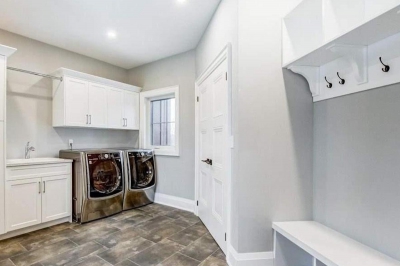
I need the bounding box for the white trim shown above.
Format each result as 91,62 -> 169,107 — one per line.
139,86 -> 180,156
154,193 -> 195,213
195,43 -> 233,253
227,245 -> 274,266
55,68 -> 141,93
0,217 -> 70,240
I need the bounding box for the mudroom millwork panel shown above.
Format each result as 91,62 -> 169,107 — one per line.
0,45 -> 16,235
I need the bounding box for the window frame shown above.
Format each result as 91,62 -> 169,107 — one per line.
139,86 -> 180,156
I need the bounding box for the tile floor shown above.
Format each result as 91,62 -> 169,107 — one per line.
0,204 -> 228,266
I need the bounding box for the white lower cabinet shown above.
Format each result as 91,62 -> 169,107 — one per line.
5,162 -> 72,233
41,175 -> 71,223
6,178 -> 42,231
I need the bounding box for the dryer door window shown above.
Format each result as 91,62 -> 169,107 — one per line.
134,157 -> 155,188
137,158 -> 154,188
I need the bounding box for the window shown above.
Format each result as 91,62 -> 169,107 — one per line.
140,86 -> 179,156
151,98 -> 176,146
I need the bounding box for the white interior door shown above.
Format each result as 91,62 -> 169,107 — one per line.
42,175 -> 71,223
88,83 -> 107,127
107,88 -> 124,128
65,77 -> 89,126
6,178 -> 42,231
123,91 -> 139,130
198,60 -> 229,253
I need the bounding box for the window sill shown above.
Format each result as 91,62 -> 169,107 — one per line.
153,149 -> 180,157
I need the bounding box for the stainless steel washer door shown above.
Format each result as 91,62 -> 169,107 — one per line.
87,153 -> 123,198
92,160 -> 121,194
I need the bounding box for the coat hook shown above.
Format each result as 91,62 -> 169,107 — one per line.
379,57 -> 390,72
325,76 -> 332,88
337,72 -> 345,85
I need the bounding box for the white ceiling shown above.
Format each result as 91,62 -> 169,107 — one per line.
0,0 -> 221,69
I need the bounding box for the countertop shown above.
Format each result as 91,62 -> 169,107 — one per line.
6,158 -> 73,167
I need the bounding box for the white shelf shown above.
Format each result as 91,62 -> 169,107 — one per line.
284,4 -> 400,68
273,221 -> 400,266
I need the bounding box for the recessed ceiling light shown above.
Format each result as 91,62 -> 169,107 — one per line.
177,0 -> 187,4
107,31 -> 117,39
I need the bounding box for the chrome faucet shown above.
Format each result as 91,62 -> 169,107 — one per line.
25,142 -> 35,159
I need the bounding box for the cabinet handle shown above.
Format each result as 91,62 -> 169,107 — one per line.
86,114 -> 89,124
43,181 -> 46,193
89,115 -> 92,125
125,118 -> 128,127
38,181 -> 41,194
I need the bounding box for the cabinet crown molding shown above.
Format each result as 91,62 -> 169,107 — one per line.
55,68 -> 141,93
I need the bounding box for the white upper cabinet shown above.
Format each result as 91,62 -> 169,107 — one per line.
107,87 -> 124,129
106,89 -> 140,130
364,0 -> 400,20
65,77 -> 89,127
124,91 -> 140,130
53,68 -> 141,130
88,83 -> 107,128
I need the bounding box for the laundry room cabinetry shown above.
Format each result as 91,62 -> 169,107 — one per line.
0,44 -> 16,235
53,68 -> 141,130
5,159 -> 72,233
106,88 -> 139,130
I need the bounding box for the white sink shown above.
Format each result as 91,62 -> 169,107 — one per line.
7,158 -> 73,167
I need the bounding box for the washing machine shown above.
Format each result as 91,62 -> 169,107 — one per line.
59,149 -> 124,223
122,149 -> 156,210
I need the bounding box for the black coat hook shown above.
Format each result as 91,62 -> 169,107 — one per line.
337,72 -> 345,85
379,57 -> 390,72
325,76 -> 332,88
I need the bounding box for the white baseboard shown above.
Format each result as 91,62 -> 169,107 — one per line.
154,193 -> 196,213
0,217 -> 71,240
227,245 -> 274,266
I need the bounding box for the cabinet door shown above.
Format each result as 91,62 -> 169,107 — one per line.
42,175 -> 71,223
124,91 -> 140,130
65,77 -> 89,126
6,178 -> 42,232
107,88 -> 124,129
88,83 -> 107,128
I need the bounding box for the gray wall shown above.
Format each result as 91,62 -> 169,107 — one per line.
196,0 -> 313,253
195,0 -> 240,250
128,50 -> 196,200
235,0 -> 313,253
236,0 -> 314,252
0,29 -> 139,159
314,86 -> 400,261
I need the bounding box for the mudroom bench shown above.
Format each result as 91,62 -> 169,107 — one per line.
273,221 -> 400,266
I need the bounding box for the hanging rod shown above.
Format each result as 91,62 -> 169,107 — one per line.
7,67 -> 63,81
